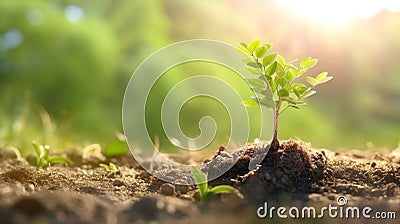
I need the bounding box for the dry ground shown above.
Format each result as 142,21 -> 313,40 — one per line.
0,139 -> 399,223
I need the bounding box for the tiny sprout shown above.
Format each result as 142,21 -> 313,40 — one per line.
32,142 -> 71,169
236,40 -> 333,150
192,166 -> 235,202
99,162 -> 118,171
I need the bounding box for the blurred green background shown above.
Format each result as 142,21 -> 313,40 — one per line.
1,0 -> 399,153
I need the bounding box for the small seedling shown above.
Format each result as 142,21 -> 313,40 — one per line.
99,162 -> 118,171
236,40 -> 333,150
192,166 -> 235,202
32,142 -> 71,169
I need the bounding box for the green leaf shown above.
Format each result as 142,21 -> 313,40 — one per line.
296,101 -> 307,106
246,78 -> 265,88
261,89 -> 273,97
285,69 -> 294,83
99,163 -> 109,170
251,87 -> 264,94
235,45 -> 251,56
239,42 -> 247,48
276,76 -> 288,88
258,75 -> 267,83
265,76 -> 276,92
264,43 -> 273,51
245,66 -> 261,75
246,62 -> 259,68
255,46 -> 268,58
192,166 -> 208,201
281,96 -> 297,104
306,76 -> 318,86
276,62 -> 285,77
295,68 -> 307,77
289,105 -> 300,109
47,156 -> 71,164
32,142 -> 41,158
265,61 -> 277,76
208,185 -> 235,195
292,84 -> 308,98
301,90 -> 317,99
278,89 -> 289,97
242,99 -> 259,107
300,57 -> 318,69
285,63 -> 297,70
317,76 -> 333,84
262,53 -> 277,66
43,145 -> 50,159
260,96 -> 275,108
241,57 -> 257,64
277,54 -> 286,65
247,40 -> 261,53
316,72 -> 328,81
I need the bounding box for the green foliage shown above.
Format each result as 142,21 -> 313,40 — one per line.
99,162 -> 118,171
192,166 -> 235,202
237,40 -> 333,112
236,40 -> 332,137
32,142 -> 71,169
236,40 -> 333,144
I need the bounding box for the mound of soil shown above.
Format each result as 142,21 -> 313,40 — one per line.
0,139 -> 399,223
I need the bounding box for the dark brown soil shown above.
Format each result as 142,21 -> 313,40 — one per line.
0,139 -> 399,223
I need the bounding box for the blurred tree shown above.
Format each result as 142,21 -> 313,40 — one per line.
0,0 -> 169,144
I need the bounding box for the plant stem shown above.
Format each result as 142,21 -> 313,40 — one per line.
271,100 -> 282,151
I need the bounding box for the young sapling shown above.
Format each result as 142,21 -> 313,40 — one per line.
236,40 -> 333,151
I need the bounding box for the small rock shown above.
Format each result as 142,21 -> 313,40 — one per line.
385,183 -> 397,197
193,191 -> 201,201
113,179 -> 124,187
264,172 -> 272,181
25,184 -> 35,192
373,169 -> 382,176
26,155 -> 37,166
160,183 -> 175,196
370,162 -> 376,168
179,194 -> 192,200
370,189 -> 382,197
175,185 -> 189,194
138,171 -> 151,181
0,148 -> 18,160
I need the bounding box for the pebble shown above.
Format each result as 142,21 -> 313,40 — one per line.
175,185 -> 189,194
160,183 -> 175,196
113,179 -> 124,187
370,189 -> 382,197
193,191 -> 201,201
264,172 -> 272,181
25,184 -> 35,192
385,183 -> 397,197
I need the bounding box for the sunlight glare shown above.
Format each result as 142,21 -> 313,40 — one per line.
277,0 -> 400,26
